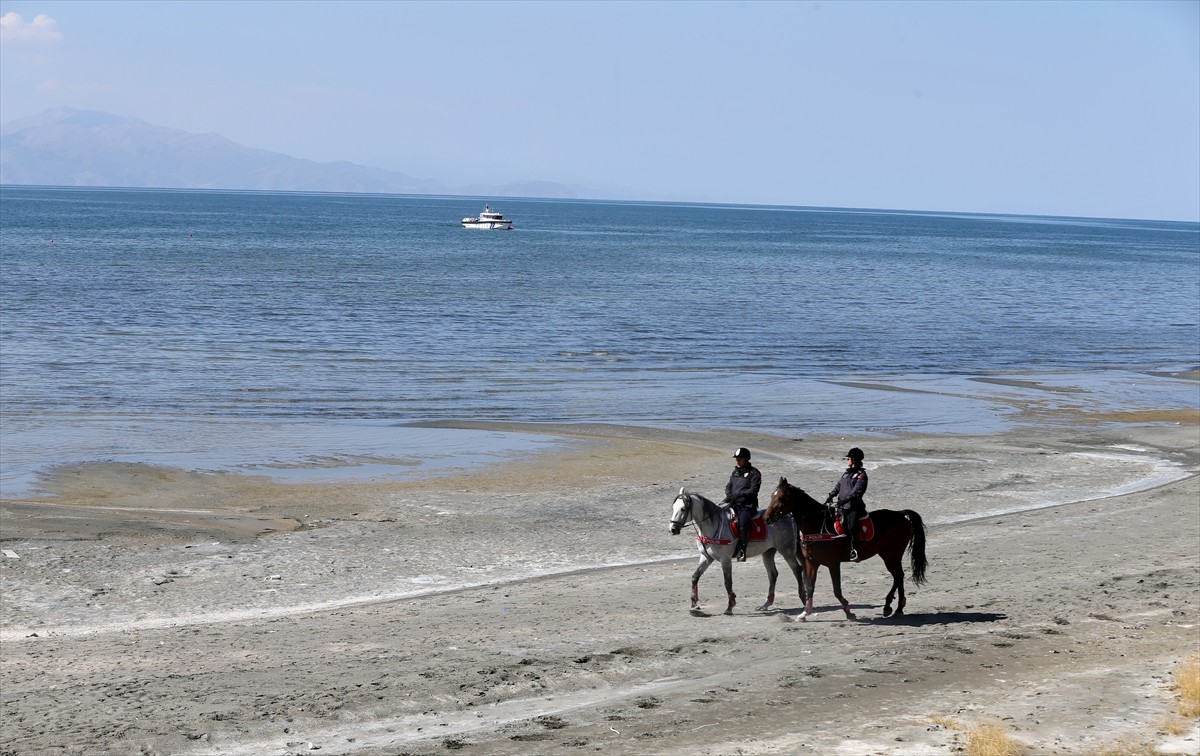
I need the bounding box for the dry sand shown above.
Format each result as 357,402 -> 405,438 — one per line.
2,417 -> 1198,755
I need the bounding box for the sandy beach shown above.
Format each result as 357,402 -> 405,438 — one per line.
2,410 -> 1198,755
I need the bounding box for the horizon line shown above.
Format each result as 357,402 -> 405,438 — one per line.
3,183 -> 1196,227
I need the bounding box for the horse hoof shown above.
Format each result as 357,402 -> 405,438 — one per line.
755,603 -> 771,612
845,613 -> 857,621
882,606 -> 894,618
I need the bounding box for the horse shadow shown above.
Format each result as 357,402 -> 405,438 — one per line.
767,606 -> 1007,626
860,610 -> 1007,626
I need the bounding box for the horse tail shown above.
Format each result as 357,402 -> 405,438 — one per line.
903,510 -> 928,585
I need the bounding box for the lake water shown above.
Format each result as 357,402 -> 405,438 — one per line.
1,187 -> 1197,495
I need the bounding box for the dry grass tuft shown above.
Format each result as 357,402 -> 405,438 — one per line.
1175,652 -> 1200,718
1158,714 -> 1188,736
928,716 -> 1023,755
965,723 -> 1023,756
928,713 -> 961,730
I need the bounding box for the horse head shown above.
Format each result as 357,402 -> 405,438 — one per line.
767,477 -> 827,531
669,487 -> 692,535
764,478 -> 791,523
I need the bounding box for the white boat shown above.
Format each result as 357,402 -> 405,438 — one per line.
461,204 -> 513,230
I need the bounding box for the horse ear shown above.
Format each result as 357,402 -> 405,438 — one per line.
679,486 -> 686,496
778,477 -> 787,486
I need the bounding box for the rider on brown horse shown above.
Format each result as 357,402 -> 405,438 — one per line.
825,447 -> 868,560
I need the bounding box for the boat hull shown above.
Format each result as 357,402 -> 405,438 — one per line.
461,205 -> 513,229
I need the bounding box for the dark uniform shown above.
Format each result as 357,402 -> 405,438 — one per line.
724,447 -> 761,561
827,448 -> 868,557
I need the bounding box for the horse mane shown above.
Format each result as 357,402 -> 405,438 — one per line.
682,489 -> 724,519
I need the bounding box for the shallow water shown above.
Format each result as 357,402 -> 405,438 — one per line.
1,188 -> 1197,493
0,418 -> 566,498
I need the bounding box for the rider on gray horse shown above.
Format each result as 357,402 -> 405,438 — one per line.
722,447 -> 761,562
825,447 -> 868,561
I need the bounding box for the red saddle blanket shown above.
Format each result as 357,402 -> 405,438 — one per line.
729,512 -> 768,542
832,515 -> 875,541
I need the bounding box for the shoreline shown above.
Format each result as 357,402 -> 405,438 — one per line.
2,416 -> 1198,754
3,366 -> 1196,501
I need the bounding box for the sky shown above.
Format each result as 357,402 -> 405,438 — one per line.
1,0 -> 1197,221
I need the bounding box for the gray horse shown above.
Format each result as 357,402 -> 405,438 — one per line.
669,488 -> 806,616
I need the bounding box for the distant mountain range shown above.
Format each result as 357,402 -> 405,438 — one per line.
0,108 -> 579,199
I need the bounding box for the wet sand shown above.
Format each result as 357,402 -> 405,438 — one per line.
2,418 -> 1198,755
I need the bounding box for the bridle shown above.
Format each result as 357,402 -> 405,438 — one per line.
765,487 -> 794,524
764,497 -> 783,524
670,492 -> 721,533
669,494 -> 695,533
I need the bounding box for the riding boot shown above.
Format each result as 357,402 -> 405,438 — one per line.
843,511 -> 859,561
736,536 -> 748,562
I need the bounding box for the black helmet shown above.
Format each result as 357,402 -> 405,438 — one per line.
846,447 -> 864,463
733,447 -> 751,460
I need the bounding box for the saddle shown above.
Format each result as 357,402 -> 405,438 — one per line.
832,515 -> 875,541
728,510 -> 768,542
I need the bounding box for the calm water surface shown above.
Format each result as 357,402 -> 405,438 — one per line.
2,188 -> 1197,494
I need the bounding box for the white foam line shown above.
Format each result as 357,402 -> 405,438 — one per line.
936,467 -> 1191,525
784,448 -> 1191,527
0,555 -> 687,643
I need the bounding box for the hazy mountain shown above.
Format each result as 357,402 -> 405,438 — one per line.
0,108 -> 578,199
457,180 -> 578,200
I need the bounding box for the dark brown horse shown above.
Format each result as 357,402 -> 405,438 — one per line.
765,477 -> 927,621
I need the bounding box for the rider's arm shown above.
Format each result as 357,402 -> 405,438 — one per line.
747,468 -> 761,502
849,471 -> 868,502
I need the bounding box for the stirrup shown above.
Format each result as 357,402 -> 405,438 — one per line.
849,548 -> 859,562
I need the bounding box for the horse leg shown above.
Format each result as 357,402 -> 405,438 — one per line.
756,548 -> 779,611
721,557 -> 737,615
795,557 -> 819,622
690,555 -> 712,609
781,548 -> 806,608
881,552 -> 906,618
828,563 -> 856,620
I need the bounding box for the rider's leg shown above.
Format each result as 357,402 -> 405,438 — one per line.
842,509 -> 859,560
736,506 -> 752,561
